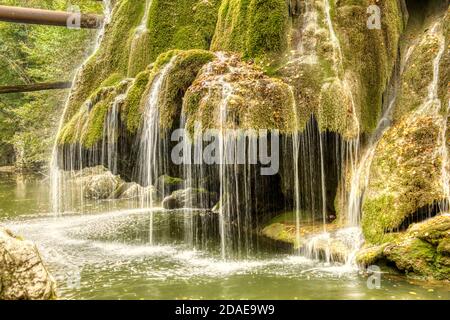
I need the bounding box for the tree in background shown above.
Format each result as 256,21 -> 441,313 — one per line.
0,0 -> 102,171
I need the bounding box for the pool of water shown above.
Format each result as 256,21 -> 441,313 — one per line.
0,172 -> 448,300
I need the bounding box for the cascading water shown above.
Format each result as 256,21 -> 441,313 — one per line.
101,94 -> 125,175
289,0 -> 362,265
50,0 -> 113,214
414,22 -> 449,210
136,57 -> 177,244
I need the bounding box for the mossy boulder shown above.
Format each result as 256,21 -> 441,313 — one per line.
361,13 -> 449,245
357,214 -> 450,280
183,53 -> 296,135
362,115 -> 444,244
78,171 -> 124,200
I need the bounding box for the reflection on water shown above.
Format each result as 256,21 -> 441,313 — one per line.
0,173 -> 448,300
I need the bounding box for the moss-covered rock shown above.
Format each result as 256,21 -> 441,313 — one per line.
59,79 -> 132,147
357,214 -> 450,280
361,12 -> 449,245
362,114 -> 444,244
183,53 -> 296,135
64,0 -> 220,126
280,0 -> 404,136
211,0 -> 289,59
128,0 -> 220,75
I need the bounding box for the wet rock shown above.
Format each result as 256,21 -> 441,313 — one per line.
162,195 -> 180,210
81,171 -> 123,200
0,227 -> 56,300
162,188 -> 218,210
156,175 -> 184,197
357,214 -> 450,280
111,182 -> 158,201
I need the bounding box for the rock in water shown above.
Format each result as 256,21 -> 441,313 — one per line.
79,171 -> 123,200
0,227 -> 56,300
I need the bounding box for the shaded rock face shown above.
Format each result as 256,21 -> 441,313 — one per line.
0,227 -> 56,300
357,214 -> 450,280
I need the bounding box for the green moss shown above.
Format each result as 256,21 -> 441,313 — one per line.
159,50 -> 216,130
64,0 -> 146,121
183,55 -> 296,135
394,34 -> 442,120
356,244 -> 388,267
59,80 -> 131,147
121,69 -> 152,134
81,99 -> 112,148
65,0 -> 220,128
437,238 -> 450,255
142,0 -> 220,64
362,194 -> 397,244
211,0 -> 289,59
121,49 -> 215,135
383,238 -> 450,279
261,222 -> 297,246
362,115 -> 443,244
160,174 -> 184,186
336,0 -> 404,133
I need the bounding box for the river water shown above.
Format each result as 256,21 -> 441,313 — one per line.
0,172 -> 448,300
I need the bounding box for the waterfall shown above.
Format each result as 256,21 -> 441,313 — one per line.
218,73 -> 235,260
101,94 -> 125,175
136,57 -> 177,244
292,0 -> 319,65
50,0 -> 113,214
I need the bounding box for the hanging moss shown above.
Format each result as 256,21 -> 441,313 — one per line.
183,54 -> 296,136
58,81 -> 131,148
211,0 -> 289,59
121,49 -> 215,135
159,50 -> 216,130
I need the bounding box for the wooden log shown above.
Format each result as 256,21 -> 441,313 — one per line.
0,5 -> 103,29
0,82 -> 72,94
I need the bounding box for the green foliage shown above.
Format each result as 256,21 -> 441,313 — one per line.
0,0 -> 102,169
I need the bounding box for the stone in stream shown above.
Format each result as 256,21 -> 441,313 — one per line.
0,227 -> 56,300
110,181 -> 158,201
357,214 -> 450,280
77,170 -> 124,200
162,188 -> 219,210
